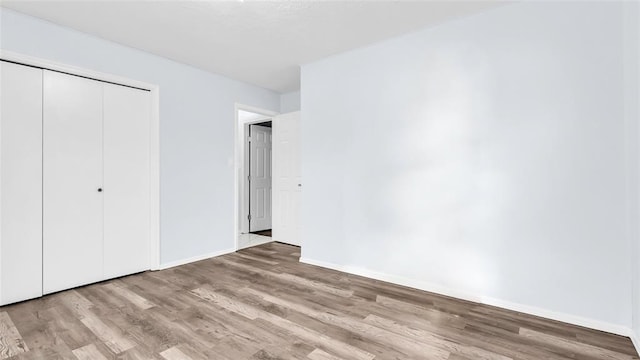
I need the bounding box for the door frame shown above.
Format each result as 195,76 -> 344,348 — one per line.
0,50 -> 162,270
234,104 -> 278,251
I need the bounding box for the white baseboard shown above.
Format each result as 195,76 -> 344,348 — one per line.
159,248 -> 235,270
300,257 -> 632,338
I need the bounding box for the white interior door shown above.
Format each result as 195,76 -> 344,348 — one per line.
103,83 -> 151,279
0,61 -> 43,305
43,70 -> 104,294
272,112 -> 301,246
249,124 -> 272,232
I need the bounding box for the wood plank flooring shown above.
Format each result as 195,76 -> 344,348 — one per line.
0,241 -> 637,359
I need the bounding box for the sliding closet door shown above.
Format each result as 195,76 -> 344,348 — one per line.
0,62 -> 43,305
103,84 -> 151,278
43,70 -> 104,294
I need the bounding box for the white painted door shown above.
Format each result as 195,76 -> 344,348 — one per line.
43,70 -> 104,294
0,61 -> 43,305
249,124 -> 272,231
272,112 -> 301,246
103,83 -> 151,279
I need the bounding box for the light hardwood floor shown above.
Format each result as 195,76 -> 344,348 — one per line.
0,241 -> 637,359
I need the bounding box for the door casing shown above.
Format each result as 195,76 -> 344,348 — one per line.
234,104 -> 278,250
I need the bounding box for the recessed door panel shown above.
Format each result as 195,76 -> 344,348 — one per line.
43,70 -> 104,294
249,125 -> 272,231
0,61 -> 43,305
103,83 -> 151,278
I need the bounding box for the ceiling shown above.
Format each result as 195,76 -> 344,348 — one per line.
1,1 -> 508,93
238,110 -> 269,123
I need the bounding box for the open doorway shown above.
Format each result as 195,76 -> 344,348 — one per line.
235,106 -> 278,250
234,105 -> 302,251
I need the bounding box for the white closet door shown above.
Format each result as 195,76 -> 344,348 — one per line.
103,83 -> 150,278
272,112 -> 301,246
249,125 -> 273,232
43,70 -> 104,294
0,62 -> 43,305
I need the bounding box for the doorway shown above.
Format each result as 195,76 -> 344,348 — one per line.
235,106 -> 278,250
234,105 -> 302,251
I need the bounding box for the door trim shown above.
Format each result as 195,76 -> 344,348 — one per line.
234,104 -> 278,251
0,50 -> 161,271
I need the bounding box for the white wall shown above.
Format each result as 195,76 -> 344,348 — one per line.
0,8 -> 280,266
301,1 -> 635,332
626,0 -> 640,344
280,90 -> 301,113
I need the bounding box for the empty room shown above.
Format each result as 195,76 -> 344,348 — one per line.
0,0 -> 639,359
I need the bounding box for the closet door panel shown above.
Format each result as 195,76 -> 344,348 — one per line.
43,70 -> 104,294
103,84 -> 150,278
0,62 -> 43,305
